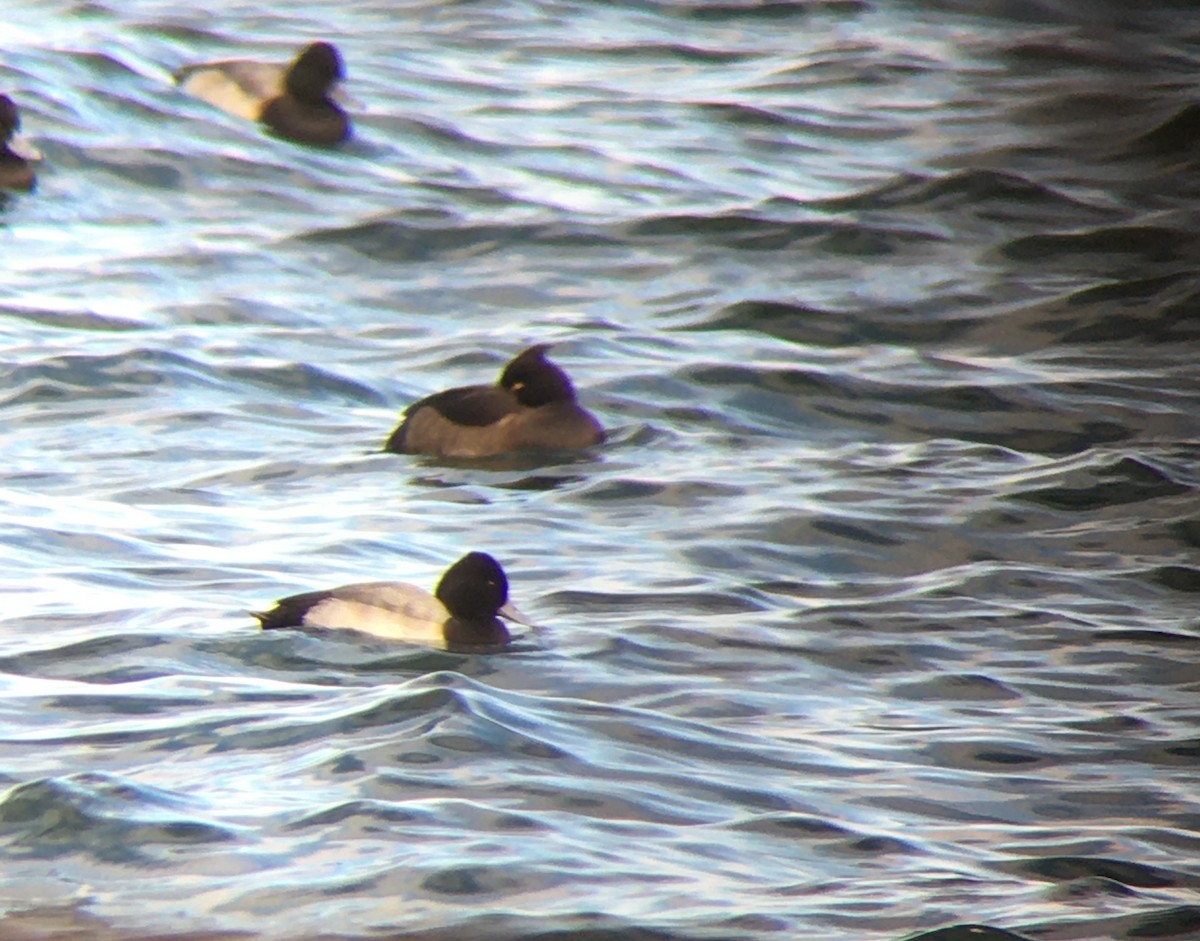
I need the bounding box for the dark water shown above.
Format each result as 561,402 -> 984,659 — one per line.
1,1 -> 1198,939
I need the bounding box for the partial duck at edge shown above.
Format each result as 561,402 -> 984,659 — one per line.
0,95 -> 36,192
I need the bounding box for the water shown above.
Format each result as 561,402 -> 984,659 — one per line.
1,1 -> 1198,939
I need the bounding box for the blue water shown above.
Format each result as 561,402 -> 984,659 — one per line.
1,1 -> 1198,939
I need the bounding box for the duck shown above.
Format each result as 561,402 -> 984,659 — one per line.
253,551 -> 532,649
177,41 -> 350,146
385,345 -> 605,458
0,95 -> 36,192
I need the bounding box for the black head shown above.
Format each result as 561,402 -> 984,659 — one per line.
285,42 -> 344,102
498,345 -> 577,407
435,551 -> 509,622
0,95 -> 20,142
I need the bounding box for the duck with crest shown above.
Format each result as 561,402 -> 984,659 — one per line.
385,345 -> 605,458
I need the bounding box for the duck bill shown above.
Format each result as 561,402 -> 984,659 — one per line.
332,87 -> 361,108
498,601 -> 535,627
10,134 -> 41,161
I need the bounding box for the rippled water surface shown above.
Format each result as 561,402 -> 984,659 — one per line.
1,1 -> 1199,939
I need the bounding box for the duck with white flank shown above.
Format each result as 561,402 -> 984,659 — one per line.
254,552 -> 532,650
178,41 -> 350,146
